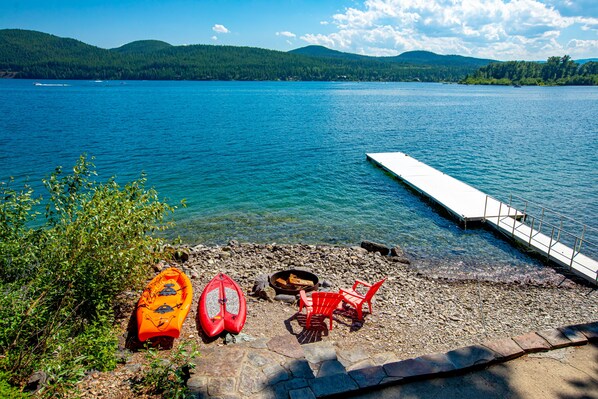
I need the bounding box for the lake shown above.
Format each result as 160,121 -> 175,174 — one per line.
1,80 -> 597,281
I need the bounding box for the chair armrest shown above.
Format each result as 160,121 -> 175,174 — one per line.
352,279 -> 372,290
299,290 -> 311,307
340,288 -> 365,300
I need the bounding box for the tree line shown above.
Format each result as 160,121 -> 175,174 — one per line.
0,29 -> 484,82
461,56 -> 598,86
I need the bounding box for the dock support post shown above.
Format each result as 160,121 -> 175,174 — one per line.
538,208 -> 545,233
579,226 -> 586,253
483,196 -> 488,222
556,217 -> 563,243
570,237 -> 578,270
511,205 -> 517,237
528,217 -> 535,247
547,227 -> 555,261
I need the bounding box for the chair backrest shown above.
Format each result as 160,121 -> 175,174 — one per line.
364,278 -> 386,301
311,292 -> 343,314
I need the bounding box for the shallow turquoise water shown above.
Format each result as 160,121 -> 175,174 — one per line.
1,80 -> 596,280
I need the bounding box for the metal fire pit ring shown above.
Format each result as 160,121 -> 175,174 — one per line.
269,269 -> 319,296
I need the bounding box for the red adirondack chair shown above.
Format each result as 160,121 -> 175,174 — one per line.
298,290 -> 343,330
339,278 -> 386,320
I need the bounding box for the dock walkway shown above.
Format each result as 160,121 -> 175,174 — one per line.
366,152 -> 518,226
367,152 -> 597,285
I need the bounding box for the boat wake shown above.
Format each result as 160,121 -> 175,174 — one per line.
33,82 -> 70,87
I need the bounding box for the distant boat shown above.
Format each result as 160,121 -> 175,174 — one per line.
513,84 -> 521,88
94,80 -> 103,83
33,82 -> 70,87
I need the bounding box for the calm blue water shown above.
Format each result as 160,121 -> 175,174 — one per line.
1,80 -> 597,280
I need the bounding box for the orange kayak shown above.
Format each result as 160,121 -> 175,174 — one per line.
137,267 -> 193,342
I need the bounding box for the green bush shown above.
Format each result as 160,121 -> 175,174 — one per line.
0,372 -> 28,399
0,155 -> 176,396
135,341 -> 198,399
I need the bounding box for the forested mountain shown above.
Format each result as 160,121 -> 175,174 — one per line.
112,40 -> 173,54
391,51 -> 494,67
0,29 -> 492,82
462,56 -> 598,85
289,45 -> 367,61
289,46 -> 494,67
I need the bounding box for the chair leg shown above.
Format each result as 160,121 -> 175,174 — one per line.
356,306 -> 363,321
306,313 -> 311,329
328,314 -> 333,330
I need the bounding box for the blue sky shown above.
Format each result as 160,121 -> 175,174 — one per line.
2,0 -> 597,60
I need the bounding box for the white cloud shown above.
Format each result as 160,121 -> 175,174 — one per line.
211,36 -> 218,41
300,0 -> 598,59
320,21 -> 330,25
276,31 -> 296,38
566,38 -> 598,57
212,24 -> 230,34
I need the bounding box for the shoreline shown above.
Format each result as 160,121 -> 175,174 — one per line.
76,242 -> 597,397
178,240 -> 592,288
168,243 -> 597,355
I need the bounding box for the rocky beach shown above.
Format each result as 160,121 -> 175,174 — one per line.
77,242 -> 597,398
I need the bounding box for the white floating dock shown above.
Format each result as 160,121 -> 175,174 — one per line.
366,152 -> 520,225
367,151 -> 598,285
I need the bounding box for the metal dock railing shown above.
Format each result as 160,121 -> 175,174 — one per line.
483,194 -> 598,284
367,152 -> 597,285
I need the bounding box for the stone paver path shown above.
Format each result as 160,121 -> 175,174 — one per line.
186,321 -> 598,398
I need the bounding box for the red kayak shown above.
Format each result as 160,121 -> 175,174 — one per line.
198,273 -> 247,337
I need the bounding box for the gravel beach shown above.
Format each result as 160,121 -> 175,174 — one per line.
176,242 -> 596,357
79,242 -> 597,398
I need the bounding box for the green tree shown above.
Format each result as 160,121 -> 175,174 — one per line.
0,155 -> 176,396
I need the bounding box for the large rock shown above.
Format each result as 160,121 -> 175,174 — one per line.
174,247 -> 190,262
360,241 -> 390,255
24,371 -> 47,393
390,245 -> 405,257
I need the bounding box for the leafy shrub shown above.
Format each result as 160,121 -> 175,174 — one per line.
135,341 -> 198,399
0,155 -> 176,395
0,371 -> 28,399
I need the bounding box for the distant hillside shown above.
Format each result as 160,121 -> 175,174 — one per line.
289,46 -> 495,68
0,29 -> 110,62
0,29 -> 491,82
289,45 -> 369,61
391,51 -> 494,67
575,58 -> 598,65
112,40 -> 172,54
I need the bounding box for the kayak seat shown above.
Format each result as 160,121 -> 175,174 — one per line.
158,283 -> 177,296
154,304 -> 175,314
